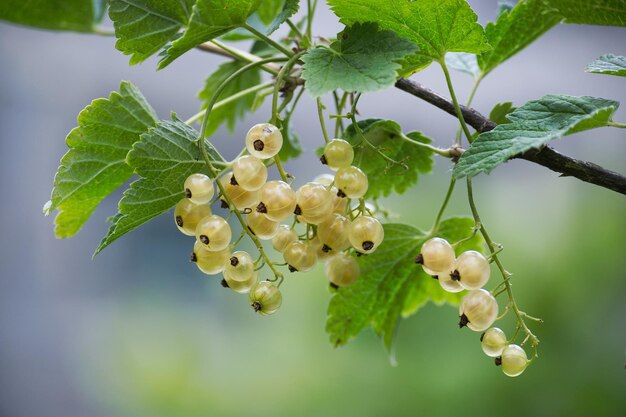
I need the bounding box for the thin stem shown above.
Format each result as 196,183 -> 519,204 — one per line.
466,177 -> 540,358
286,19 -> 305,41
608,121 -> 626,129
398,133 -> 456,158
93,25 -> 115,36
439,60 -> 473,144
454,76 -> 483,144
243,23 -> 294,57
274,155 -> 290,183
271,51 -> 307,125
317,97 -> 331,144
185,82 -> 274,125
431,179 -> 456,233
306,0 -> 319,42
203,40 -> 280,76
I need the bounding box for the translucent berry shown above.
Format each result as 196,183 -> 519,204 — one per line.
321,139 -> 354,170
245,123 -> 283,159
416,238 -> 455,275
283,240 -> 318,272
184,173 -> 215,205
232,155 -> 268,191
334,166 -> 368,198
250,281 -> 282,315
271,224 -> 298,253
325,253 -> 360,287
195,214 -> 232,252
330,186 -> 348,214
459,289 -> 499,332
191,242 -> 230,275
295,182 -> 333,225
246,211 -> 279,240
452,250 -> 491,290
312,173 -> 334,187
500,344 -> 528,377
348,215 -> 384,254
256,180 -> 296,222
310,236 -> 333,261
223,251 -> 257,294
436,272 -> 464,293
219,172 -> 259,210
174,199 -> 212,236
317,213 -> 351,252
481,327 -> 507,358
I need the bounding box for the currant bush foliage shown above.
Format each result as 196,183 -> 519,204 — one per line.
586,54 -> 626,77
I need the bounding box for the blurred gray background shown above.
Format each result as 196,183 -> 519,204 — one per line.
0,1 -> 625,416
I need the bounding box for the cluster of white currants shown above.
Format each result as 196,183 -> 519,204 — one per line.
173,123 -> 384,314
416,237 -> 529,377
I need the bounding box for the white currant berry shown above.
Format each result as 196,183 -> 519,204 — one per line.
459,289 -> 499,332
312,173 -> 334,187
191,242 -> 230,275
499,344 -> 528,377
330,186 -> 348,214
184,173 -> 215,205
271,224 -> 298,253
283,240 -> 318,272
295,182 -> 333,225
481,327 -> 507,358
348,215 -> 384,254
334,166 -> 368,198
310,236 -> 334,261
231,155 -> 268,191
317,213 -> 351,253
452,250 -> 491,290
174,199 -> 212,236
416,238 -> 456,275
246,211 -> 280,240
321,139 -> 354,170
223,251 -> 255,282
195,214 -> 232,252
250,281 -> 282,315
219,172 -> 259,210
325,253 -> 360,288
245,123 -> 283,159
436,272 -> 464,293
256,180 -> 296,222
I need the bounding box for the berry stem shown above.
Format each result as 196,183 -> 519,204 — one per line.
317,97 -> 331,144
242,23 -> 295,57
466,177 -> 541,359
398,133 -> 459,158
274,154 -> 290,183
430,178 -> 456,233
333,91 -> 349,137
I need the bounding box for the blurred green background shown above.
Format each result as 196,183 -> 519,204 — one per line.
0,2 -> 625,416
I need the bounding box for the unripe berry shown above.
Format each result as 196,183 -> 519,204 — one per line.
250,281 -> 282,315
256,180 -> 297,222
295,182 -> 333,225
195,215 -> 232,252
325,253 -> 360,287
348,215 -> 384,254
231,155 -> 268,191
321,139 -> 354,170
283,240 -> 318,272
174,199 -> 212,236
184,173 -> 215,205
416,238 -> 455,275
459,289 -> 499,332
500,344 -> 528,377
219,172 -> 259,210
334,166 -> 368,198
452,250 -> 491,290
247,211 -> 279,240
245,123 -> 283,159
271,224 -> 298,252
481,327 -> 507,357
317,213 -> 351,252
191,242 -> 230,275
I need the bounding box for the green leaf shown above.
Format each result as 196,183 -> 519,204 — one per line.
327,0 -> 491,73
267,0 -> 300,35
478,0 -> 562,77
108,0 -> 194,65
96,117 -> 226,254
198,60 -> 262,137
497,1 -> 516,16
301,23 -> 417,97
159,0 -> 262,69
489,102 -> 517,125
586,54 -> 626,77
0,0 -> 105,32
547,0 -> 626,27
445,53 -> 480,78
257,0 -> 283,25
326,218 -> 484,351
454,95 -> 620,178
46,81 -> 158,238
343,119 -> 434,198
